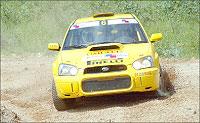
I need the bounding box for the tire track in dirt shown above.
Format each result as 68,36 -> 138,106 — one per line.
1,56 -> 199,122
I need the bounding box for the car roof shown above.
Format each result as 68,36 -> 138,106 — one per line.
75,14 -> 135,24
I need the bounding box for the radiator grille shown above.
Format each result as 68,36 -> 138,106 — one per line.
84,65 -> 127,74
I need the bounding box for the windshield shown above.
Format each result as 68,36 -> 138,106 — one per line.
63,19 -> 148,50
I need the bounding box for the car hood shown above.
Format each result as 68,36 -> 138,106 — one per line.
60,43 -> 152,68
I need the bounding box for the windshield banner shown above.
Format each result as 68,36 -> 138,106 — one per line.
70,19 -> 138,30
70,21 -> 100,30
107,19 -> 138,25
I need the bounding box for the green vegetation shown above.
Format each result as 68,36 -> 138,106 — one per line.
1,1 -> 199,58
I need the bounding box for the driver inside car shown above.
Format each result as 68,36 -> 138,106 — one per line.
114,24 -> 139,43
81,28 -> 95,45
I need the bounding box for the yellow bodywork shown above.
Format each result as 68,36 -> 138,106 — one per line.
48,43 -> 60,50
50,14 -> 161,99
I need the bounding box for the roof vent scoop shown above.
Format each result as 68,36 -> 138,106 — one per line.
93,13 -> 114,18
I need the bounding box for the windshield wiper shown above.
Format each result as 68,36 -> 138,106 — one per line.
64,45 -> 87,49
89,41 -> 121,46
121,40 -> 147,44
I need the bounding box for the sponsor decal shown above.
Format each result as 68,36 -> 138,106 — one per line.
135,71 -> 152,77
82,54 -> 104,61
81,53 -> 128,62
105,54 -> 116,58
87,61 -> 91,65
108,19 -> 138,25
70,21 -> 99,30
89,50 -> 121,55
122,19 -> 129,23
87,59 -> 123,65
73,24 -> 79,29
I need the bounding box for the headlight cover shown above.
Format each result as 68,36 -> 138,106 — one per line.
58,64 -> 78,76
132,56 -> 154,70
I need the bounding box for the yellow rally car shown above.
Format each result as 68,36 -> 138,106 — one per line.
48,13 -> 166,111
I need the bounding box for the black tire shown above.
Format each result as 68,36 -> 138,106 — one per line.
52,80 -> 76,111
156,65 -> 169,97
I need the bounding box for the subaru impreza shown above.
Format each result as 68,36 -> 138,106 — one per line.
48,13 -> 166,111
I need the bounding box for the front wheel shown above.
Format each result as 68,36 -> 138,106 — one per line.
156,65 -> 169,97
52,80 -> 76,111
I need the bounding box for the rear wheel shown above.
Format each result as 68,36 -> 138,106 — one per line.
52,80 -> 76,111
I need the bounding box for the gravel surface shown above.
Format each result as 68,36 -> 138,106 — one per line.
1,55 -> 199,122
1,106 -> 21,122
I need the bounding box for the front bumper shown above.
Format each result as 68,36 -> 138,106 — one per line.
53,65 -> 160,99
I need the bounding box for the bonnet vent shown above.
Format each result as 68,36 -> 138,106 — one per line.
90,45 -> 120,51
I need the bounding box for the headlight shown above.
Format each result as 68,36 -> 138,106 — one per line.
58,64 -> 78,76
132,56 -> 154,70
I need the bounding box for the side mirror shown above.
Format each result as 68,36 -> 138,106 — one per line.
150,33 -> 163,42
48,43 -> 60,51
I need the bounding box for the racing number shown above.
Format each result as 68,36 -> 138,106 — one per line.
100,20 -> 107,25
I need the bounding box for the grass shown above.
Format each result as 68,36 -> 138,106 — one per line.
1,1 -> 199,59
144,20 -> 199,58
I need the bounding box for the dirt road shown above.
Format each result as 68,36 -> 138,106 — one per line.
1,55 -> 199,122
